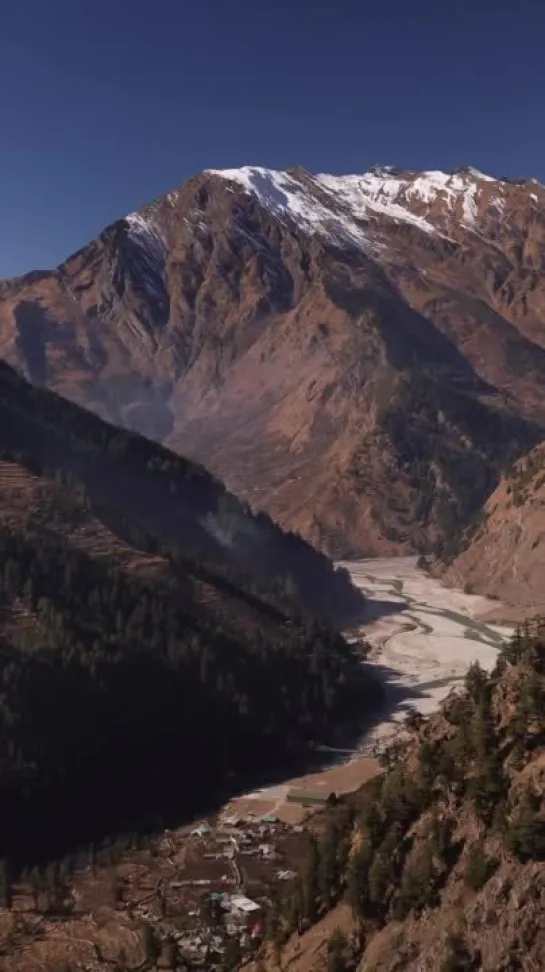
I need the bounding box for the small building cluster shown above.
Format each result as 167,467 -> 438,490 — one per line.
116,804 -> 317,969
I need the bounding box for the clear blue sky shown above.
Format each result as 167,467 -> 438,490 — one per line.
1,0 -> 544,277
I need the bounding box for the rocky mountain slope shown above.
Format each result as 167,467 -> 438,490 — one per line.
1,164 -> 545,556
439,442 -> 545,615
245,623 -> 545,972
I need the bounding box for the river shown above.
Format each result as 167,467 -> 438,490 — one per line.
341,556 -> 513,753
229,556 -> 514,815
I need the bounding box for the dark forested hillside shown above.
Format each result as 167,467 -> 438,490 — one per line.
0,360 -> 363,622
0,363 -> 375,870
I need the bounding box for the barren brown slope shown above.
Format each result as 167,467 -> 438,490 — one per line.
439,442 -> 545,616
1,165 -> 545,555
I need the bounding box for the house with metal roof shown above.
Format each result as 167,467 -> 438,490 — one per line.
286,788 -> 337,807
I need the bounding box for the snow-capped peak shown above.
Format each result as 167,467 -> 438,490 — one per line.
206,163 -> 508,252
460,166 -> 495,181
206,165 -> 442,253
318,168 -> 489,229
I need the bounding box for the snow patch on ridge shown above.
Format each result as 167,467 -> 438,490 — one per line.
207,165 -> 440,251
315,172 -> 438,235
207,166 -> 378,252
209,166 -> 368,246
124,212 -> 168,302
336,168 -> 492,229
125,212 -> 167,256
465,166 -> 495,182
207,164 -> 505,247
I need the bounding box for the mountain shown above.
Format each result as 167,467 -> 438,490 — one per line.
0,359 -> 361,622
1,164 -> 544,556
247,626 -> 545,972
438,442 -> 545,615
0,361 -> 376,864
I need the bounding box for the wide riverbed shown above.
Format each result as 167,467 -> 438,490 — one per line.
228,557 -> 514,816
342,556 -> 513,753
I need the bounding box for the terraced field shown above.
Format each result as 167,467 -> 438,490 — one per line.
0,459 -> 290,642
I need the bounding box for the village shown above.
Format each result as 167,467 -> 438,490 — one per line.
1,754 -> 380,972
118,787 -> 337,969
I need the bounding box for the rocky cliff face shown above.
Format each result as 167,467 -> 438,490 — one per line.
1,164 -> 545,555
440,443 -> 545,614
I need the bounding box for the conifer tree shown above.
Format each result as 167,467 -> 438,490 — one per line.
326,928 -> 348,972
302,835 -> 320,922
507,786 -> 545,861
347,845 -> 372,922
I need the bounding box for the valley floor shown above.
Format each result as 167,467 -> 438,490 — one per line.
343,556 -> 513,752
231,557 -> 514,819
1,558 -> 520,972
